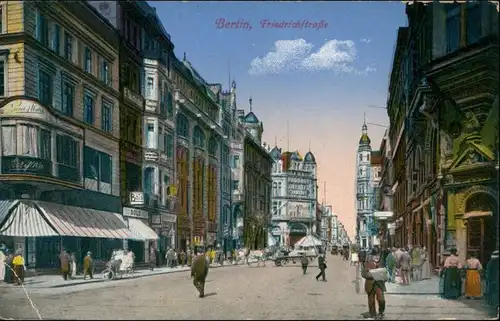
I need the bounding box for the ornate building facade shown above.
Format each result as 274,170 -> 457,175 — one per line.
172,54 -> 222,251
0,1 -> 129,267
269,146 -> 317,246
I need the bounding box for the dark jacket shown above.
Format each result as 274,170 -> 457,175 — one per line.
318,256 -> 327,269
300,255 -> 309,265
191,255 -> 209,281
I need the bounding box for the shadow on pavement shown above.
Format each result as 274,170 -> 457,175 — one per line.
203,292 -> 217,298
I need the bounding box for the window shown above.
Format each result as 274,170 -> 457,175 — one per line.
176,114 -> 189,137
446,4 -> 461,53
0,5 -> 3,34
160,83 -> 166,117
61,81 -> 74,116
273,182 -> 277,196
84,47 -> 92,73
51,24 -> 60,53
144,167 -> 154,196
193,126 -> 206,148
208,137 -> 217,156
167,92 -> 174,117
101,60 -> 110,85
466,3 -> 482,45
101,101 -> 112,133
232,180 -> 239,191
16,125 -> 51,159
0,58 -> 4,97
146,77 -> 154,98
277,182 -> 282,195
38,69 -> 53,106
272,201 -> 278,216
83,92 -> 95,125
84,146 -> 112,185
36,11 -> 49,46
232,155 -> 240,168
146,122 -> 155,149
64,32 -> 73,61
56,134 -> 79,181
166,134 -> 174,158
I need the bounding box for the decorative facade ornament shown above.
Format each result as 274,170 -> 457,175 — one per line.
462,112 -> 481,134
457,185 -> 498,214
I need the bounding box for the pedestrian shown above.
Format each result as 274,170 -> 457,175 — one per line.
362,248 -> 386,320
300,253 -> 309,274
464,251 -> 482,299
179,250 -> 186,267
315,253 -> 327,282
0,244 -> 6,282
4,250 -> 13,284
191,251 -> 209,298
69,251 -> 77,279
420,247 -> 432,280
485,251 -> 499,308
385,248 -> 397,283
411,246 -> 422,281
439,248 -> 462,299
83,251 -> 94,280
149,248 -> 157,271
59,249 -> 70,280
165,248 -> 174,268
12,249 -> 25,286
398,247 -> 411,285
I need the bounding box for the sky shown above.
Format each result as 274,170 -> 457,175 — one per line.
152,1 -> 408,238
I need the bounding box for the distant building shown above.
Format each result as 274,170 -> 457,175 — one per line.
269,146 -> 318,247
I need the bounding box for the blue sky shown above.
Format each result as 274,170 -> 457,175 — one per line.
152,1 -> 408,235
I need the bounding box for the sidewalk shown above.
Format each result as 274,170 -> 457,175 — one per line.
385,275 -> 440,295
1,261 -> 241,289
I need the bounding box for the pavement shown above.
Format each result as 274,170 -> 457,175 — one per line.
385,275 -> 441,295
0,255 -> 494,320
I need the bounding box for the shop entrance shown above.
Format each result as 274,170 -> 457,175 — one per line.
465,193 -> 496,266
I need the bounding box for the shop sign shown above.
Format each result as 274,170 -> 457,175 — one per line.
161,214 -> 177,225
1,156 -> 52,176
144,151 -> 159,161
271,226 -> 281,235
129,192 -> 144,205
123,207 -> 148,219
0,99 -> 56,123
289,223 -> 307,234
151,215 -> 161,225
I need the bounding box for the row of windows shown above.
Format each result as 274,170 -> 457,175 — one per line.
36,10 -> 112,87
175,73 -> 219,123
144,121 -> 174,157
38,68 -> 113,133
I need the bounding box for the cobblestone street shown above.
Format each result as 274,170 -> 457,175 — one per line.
0,255 -> 493,320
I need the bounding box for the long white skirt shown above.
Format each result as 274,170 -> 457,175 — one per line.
71,262 -> 77,278
0,258 -> 5,281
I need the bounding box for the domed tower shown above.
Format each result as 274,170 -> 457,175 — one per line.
304,151 -> 316,177
355,115 -> 372,250
243,97 -> 263,143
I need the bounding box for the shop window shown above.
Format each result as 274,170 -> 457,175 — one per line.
56,134 -> 79,182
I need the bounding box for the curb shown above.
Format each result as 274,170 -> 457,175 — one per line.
48,263 -> 241,289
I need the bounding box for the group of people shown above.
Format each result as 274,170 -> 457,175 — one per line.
382,246 -> 433,284
0,244 -> 25,285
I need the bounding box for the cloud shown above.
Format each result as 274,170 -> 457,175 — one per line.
249,39 -> 313,76
249,39 -> 373,76
360,38 -> 372,44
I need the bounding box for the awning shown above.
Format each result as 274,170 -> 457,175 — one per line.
36,201 -> 134,239
0,202 -> 58,237
127,217 -> 159,241
0,200 -> 19,226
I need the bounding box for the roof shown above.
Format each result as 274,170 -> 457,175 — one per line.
244,112 -> 259,123
359,123 -> 371,145
270,146 -> 282,160
370,150 -> 382,165
291,151 -> 302,161
304,151 -> 316,163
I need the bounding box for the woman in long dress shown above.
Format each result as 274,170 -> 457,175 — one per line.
420,247 -> 432,280
439,248 -> 462,299
0,245 -> 6,282
464,251 -> 482,299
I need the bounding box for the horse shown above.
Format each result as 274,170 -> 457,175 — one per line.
238,248 -> 268,267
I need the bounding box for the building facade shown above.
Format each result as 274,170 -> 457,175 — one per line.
355,121 -> 373,250
172,54 -> 222,252
369,150 -> 382,246
0,1 -> 131,267
269,146 -> 318,247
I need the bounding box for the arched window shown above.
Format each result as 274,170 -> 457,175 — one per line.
176,114 -> 189,138
208,137 -> 218,156
167,91 -> 174,117
193,126 -> 206,148
144,167 -> 155,196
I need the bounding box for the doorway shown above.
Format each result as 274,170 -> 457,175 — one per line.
465,193 -> 496,266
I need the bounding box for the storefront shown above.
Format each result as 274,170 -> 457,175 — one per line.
288,222 -> 307,247
159,212 -> 176,250
120,207 -> 158,263
271,225 -> 281,245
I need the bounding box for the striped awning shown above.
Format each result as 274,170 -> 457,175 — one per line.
35,201 -> 134,239
0,202 -> 58,237
114,214 -> 158,241
0,200 -> 19,227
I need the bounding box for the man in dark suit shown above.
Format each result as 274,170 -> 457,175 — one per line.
191,251 -> 209,298
316,254 -> 327,282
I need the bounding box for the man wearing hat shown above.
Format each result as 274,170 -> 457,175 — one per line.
83,251 -> 93,280
362,247 -> 387,320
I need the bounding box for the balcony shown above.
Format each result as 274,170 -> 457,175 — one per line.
174,90 -> 223,136
123,87 -> 144,110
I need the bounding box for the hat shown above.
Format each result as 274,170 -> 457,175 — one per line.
15,248 -> 23,255
87,251 -> 92,255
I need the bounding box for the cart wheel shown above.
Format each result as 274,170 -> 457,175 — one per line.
292,259 -> 296,264
275,259 -> 282,267
101,269 -> 115,281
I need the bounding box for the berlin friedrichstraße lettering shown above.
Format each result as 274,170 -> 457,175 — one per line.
0,1 -> 498,321
214,18 -> 329,31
